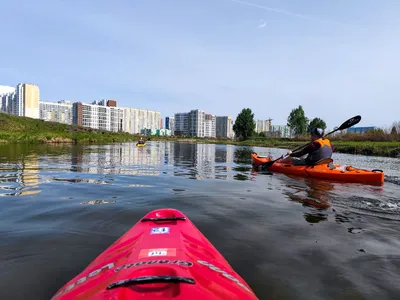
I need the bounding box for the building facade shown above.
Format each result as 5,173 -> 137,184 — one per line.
216,116 -> 234,138
188,109 -> 205,137
1,92 -> 14,114
174,113 -> 189,136
121,107 -> 161,134
270,125 -> 293,138
2,83 -> 40,118
165,116 -> 175,135
255,119 -> 272,133
346,126 -> 377,134
39,100 -> 73,124
204,114 -> 216,138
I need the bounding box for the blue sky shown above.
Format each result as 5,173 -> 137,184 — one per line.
1,0 -> 399,130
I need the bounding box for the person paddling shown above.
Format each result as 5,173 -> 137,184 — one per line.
138,137 -> 145,144
280,128 -> 334,165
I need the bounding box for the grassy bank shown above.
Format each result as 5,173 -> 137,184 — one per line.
0,113 -> 137,144
149,136 -> 400,158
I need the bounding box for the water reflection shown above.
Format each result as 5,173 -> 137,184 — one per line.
0,154 -> 40,197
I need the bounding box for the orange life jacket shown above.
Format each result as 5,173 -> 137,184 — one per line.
306,138 -> 333,164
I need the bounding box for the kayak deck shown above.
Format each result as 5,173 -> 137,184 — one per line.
52,208 -> 258,300
251,152 -> 384,186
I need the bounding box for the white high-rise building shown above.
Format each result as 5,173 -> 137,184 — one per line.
121,107 -> 161,134
39,100 -> 73,124
204,114 -> 216,138
174,113 -> 189,136
255,119 -> 272,133
188,109 -> 205,137
1,92 -> 14,114
216,116 -> 234,138
14,83 -> 40,118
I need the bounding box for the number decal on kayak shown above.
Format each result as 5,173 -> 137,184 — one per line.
139,248 -> 176,258
197,260 -> 253,294
150,227 -> 170,234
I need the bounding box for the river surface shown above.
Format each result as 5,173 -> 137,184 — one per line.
0,142 -> 399,300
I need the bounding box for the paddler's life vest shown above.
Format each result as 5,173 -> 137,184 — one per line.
306,138 -> 333,165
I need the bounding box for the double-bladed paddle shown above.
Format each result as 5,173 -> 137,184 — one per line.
259,115 -> 362,169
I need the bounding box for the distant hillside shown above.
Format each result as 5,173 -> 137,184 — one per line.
0,113 -> 137,144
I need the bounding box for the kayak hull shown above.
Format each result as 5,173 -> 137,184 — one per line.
52,208 -> 258,300
136,143 -> 146,147
251,152 -> 384,186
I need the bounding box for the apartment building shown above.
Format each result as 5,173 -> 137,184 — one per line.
73,100 -> 122,132
204,114 -> 216,138
39,100 -> 73,124
255,118 -> 272,133
1,92 -> 14,114
270,125 -> 293,138
0,84 -> 39,118
188,109 -> 205,137
121,107 -> 161,134
165,116 -> 175,135
174,113 -> 189,136
216,116 -> 234,138
15,83 -> 40,118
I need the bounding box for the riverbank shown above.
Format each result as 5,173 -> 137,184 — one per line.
149,136 -> 400,158
0,113 -> 137,144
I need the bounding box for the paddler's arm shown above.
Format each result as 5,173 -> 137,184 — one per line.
289,142 -> 321,157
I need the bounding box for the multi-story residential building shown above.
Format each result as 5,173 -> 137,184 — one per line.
165,117 -> 175,135
39,100 -> 73,124
121,107 -> 161,134
216,116 -> 234,138
1,92 -> 14,114
188,109 -> 205,137
14,83 -> 40,118
255,118 -> 272,133
174,113 -> 189,136
270,125 -> 293,138
79,99 -> 124,132
1,83 -> 40,118
204,114 -> 216,138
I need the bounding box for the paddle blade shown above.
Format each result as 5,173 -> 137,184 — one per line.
337,115 -> 361,131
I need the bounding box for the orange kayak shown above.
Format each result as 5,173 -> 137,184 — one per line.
251,152 -> 384,186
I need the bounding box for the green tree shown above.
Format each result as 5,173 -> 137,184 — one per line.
308,117 -> 327,132
233,108 -> 256,140
391,126 -> 397,135
287,105 -> 308,135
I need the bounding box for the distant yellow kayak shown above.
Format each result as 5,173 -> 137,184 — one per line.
136,143 -> 146,147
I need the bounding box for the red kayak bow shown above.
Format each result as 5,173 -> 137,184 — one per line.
52,208 -> 258,299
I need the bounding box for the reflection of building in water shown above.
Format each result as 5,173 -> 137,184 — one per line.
196,144 -> 215,178
70,144 -> 163,176
1,155 -> 41,196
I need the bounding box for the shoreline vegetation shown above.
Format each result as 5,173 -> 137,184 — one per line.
1,113 -> 399,158
0,113 -> 136,144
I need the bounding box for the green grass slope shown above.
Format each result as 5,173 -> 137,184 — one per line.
0,113 -> 137,144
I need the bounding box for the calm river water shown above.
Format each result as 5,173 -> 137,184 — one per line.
0,142 -> 399,300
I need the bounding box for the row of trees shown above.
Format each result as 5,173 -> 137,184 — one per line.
232,106 -> 328,140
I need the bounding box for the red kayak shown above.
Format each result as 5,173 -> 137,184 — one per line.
52,208 -> 258,300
